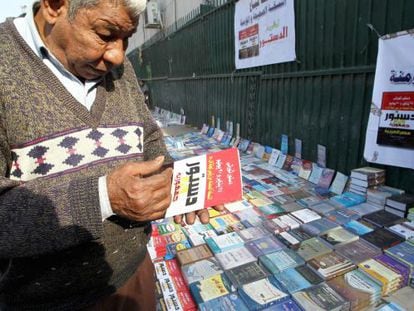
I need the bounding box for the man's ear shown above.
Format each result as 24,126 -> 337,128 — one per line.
40,0 -> 68,24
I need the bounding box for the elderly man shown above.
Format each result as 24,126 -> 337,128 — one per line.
0,0 -> 214,309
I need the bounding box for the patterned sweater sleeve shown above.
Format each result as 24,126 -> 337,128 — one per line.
0,115 -> 104,260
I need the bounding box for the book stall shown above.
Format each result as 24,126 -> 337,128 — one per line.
149,108 -> 414,311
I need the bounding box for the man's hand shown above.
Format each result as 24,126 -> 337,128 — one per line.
173,205 -> 225,226
107,156 -> 173,222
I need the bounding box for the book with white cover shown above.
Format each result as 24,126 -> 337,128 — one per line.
350,167 -> 385,180
274,214 -> 301,229
388,224 -> 414,240
205,232 -> 244,253
215,247 -> 256,270
224,199 -> 253,213
329,172 -> 349,195
308,163 -> 324,184
268,148 -> 281,166
291,209 -> 321,224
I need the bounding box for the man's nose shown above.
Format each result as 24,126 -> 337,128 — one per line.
104,39 -> 125,67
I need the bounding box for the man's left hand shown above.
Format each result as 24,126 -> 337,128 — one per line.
173,205 -> 225,225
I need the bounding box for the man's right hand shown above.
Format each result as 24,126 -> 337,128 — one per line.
107,156 -> 173,222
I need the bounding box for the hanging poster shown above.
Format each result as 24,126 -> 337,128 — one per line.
234,0 -> 296,69
364,29 -> 414,169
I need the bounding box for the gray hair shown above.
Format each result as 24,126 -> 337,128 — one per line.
67,0 -> 146,20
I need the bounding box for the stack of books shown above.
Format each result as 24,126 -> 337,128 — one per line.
358,258 -> 404,296
349,167 -> 385,196
327,269 -> 382,310
319,226 -> 359,249
307,251 -> 356,280
335,239 -> 382,264
388,222 -> 414,240
292,283 -> 350,311
385,193 -> 414,218
366,185 -> 405,209
153,259 -> 198,311
362,210 -> 402,228
408,208 -> 414,222
374,253 -> 410,288
361,227 -> 405,250
385,241 -> 414,287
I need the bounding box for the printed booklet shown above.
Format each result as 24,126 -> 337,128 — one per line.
165,148 -> 243,217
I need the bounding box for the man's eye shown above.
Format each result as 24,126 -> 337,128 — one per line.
98,33 -> 113,42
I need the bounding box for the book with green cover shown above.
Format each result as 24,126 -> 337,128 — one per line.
296,237 -> 333,261
292,283 -> 350,311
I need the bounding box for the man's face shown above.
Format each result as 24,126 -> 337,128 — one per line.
47,0 -> 138,80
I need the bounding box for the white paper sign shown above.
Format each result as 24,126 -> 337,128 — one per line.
234,0 -> 296,69
364,29 -> 414,169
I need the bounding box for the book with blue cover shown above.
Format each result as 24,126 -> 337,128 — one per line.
308,200 -> 337,215
259,249 -> 305,274
258,204 -> 286,217
198,293 -> 249,311
238,276 -> 289,310
348,202 -> 382,217
273,268 -> 312,293
189,273 -> 234,304
344,220 -> 374,236
301,218 -> 339,236
275,153 -> 287,169
297,195 -> 322,208
205,232 -> 244,254
385,241 -> 414,270
245,235 -> 286,257
327,207 -> 360,225
238,226 -> 270,242
164,239 -> 192,260
181,257 -> 223,285
308,163 -> 324,184
261,298 -> 303,311
316,168 -> 335,189
238,139 -> 251,153
330,191 -> 366,208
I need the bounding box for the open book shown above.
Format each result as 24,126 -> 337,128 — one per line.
165,148 -> 242,218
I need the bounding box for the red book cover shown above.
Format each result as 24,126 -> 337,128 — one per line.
165,148 -> 242,217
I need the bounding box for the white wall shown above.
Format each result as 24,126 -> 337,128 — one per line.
127,0 -> 205,54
